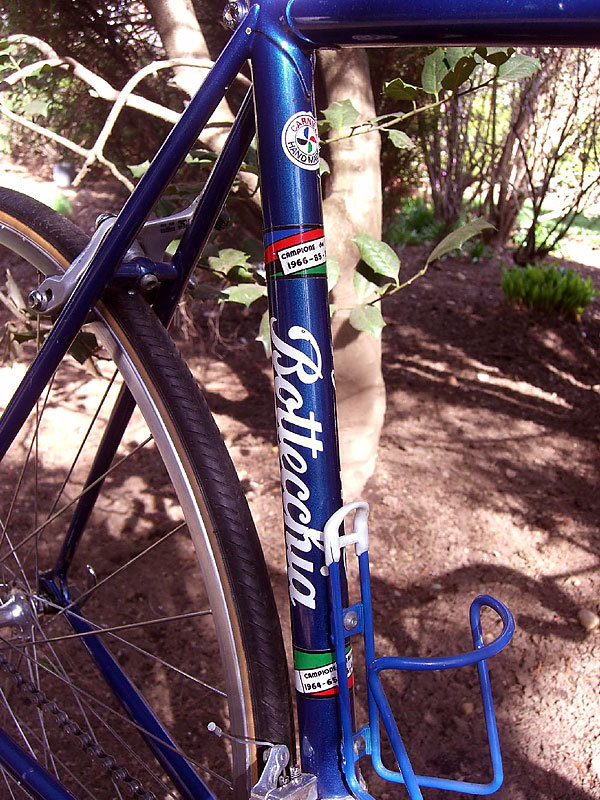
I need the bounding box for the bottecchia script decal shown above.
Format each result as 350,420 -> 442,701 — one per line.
271,319 -> 324,608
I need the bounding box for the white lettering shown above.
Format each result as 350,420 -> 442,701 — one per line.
271,318 -> 324,609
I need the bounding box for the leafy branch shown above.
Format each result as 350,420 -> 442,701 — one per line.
319,47 -> 539,155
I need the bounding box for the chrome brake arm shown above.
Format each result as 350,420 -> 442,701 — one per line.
250,745 -> 317,800
135,196 -> 199,261
29,215 -> 120,315
28,199 -> 200,316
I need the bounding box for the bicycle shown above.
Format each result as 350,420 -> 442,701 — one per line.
0,1 -> 597,798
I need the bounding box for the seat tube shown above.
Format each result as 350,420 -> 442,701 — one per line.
251,11 -> 353,799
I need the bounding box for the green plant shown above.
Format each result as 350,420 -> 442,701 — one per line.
191,219 -> 492,351
465,236 -> 490,263
501,263 -> 596,318
385,197 -> 445,247
50,193 -> 72,216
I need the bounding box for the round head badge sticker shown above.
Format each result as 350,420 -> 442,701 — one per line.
281,112 -> 320,171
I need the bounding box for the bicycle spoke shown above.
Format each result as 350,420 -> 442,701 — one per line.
1,770 -> 18,800
0,376 -> 55,552
14,610 -> 212,646
0,193 -> 282,799
46,369 -> 119,520
0,635 -> 233,790
46,520 -> 186,618
25,644 -> 57,776
4,712 -> 98,800
0,686 -> 36,758
29,618 -> 98,776
0,436 -> 153,571
18,602 -> 226,697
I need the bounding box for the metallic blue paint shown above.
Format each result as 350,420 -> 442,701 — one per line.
288,0 -> 600,47
0,0 -> 593,794
0,728 -> 77,800
156,89 -> 257,323
329,547 -> 515,799
251,11 -> 353,796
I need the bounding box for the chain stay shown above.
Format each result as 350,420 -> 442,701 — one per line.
0,649 -> 157,799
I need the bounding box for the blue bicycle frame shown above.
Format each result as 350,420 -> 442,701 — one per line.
0,0 -> 599,798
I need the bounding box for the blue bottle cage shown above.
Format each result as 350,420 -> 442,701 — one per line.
323,502 -> 515,800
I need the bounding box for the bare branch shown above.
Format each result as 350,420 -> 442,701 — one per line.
1,59 -> 64,87
3,36 -> 248,131
0,105 -> 88,158
72,58 -> 245,186
0,103 -> 134,191
6,34 -> 59,59
1,35 -> 252,191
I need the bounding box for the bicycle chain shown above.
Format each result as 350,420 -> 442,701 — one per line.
0,649 -> 157,799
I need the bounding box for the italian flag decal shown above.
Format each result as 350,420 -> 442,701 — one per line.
294,645 -> 354,697
264,227 -> 326,278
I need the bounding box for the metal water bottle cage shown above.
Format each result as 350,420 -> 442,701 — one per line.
323,502 -> 515,800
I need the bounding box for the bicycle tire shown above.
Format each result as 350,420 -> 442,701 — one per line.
0,187 -> 293,799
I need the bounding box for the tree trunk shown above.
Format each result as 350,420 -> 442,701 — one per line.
146,3 -> 387,499
318,50 -> 386,499
144,0 -> 235,152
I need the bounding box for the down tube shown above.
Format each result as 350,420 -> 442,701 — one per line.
252,30 -> 351,800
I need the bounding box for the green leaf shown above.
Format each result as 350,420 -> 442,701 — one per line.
441,55 -> 477,93
353,269 -> 372,304
128,160 -> 151,179
497,53 -> 540,81
444,47 -> 470,68
256,310 -> 271,356
383,78 -> 418,101
349,304 -> 386,338
477,46 -> 515,67
228,265 -> 255,283
50,194 -> 72,216
12,329 -> 37,345
319,157 -> 330,175
5,269 -> 25,311
208,248 -> 250,274
387,129 -> 414,149
186,149 -> 217,165
326,255 -> 340,292
425,218 -> 494,265
24,98 -> 48,118
322,99 -> 360,131
68,331 -> 99,364
221,284 -> 266,307
352,233 -> 400,282
421,49 -> 448,95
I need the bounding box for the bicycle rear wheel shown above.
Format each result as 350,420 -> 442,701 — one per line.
0,188 -> 293,799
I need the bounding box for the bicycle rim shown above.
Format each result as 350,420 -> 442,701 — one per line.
0,189 -> 293,799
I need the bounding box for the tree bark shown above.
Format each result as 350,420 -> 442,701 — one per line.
319,50 -> 386,499
144,0 -> 235,151
145,3 -> 387,498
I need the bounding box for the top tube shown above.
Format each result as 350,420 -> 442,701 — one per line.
286,0 -> 600,47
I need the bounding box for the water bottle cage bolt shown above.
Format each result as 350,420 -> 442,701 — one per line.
323,502 -> 515,800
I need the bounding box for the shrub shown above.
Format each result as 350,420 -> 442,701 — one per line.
501,264 -> 596,319
385,197 -> 444,247
465,237 -> 490,263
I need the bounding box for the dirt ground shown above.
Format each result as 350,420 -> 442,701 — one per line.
187,243 -> 600,800
2,164 -> 600,799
